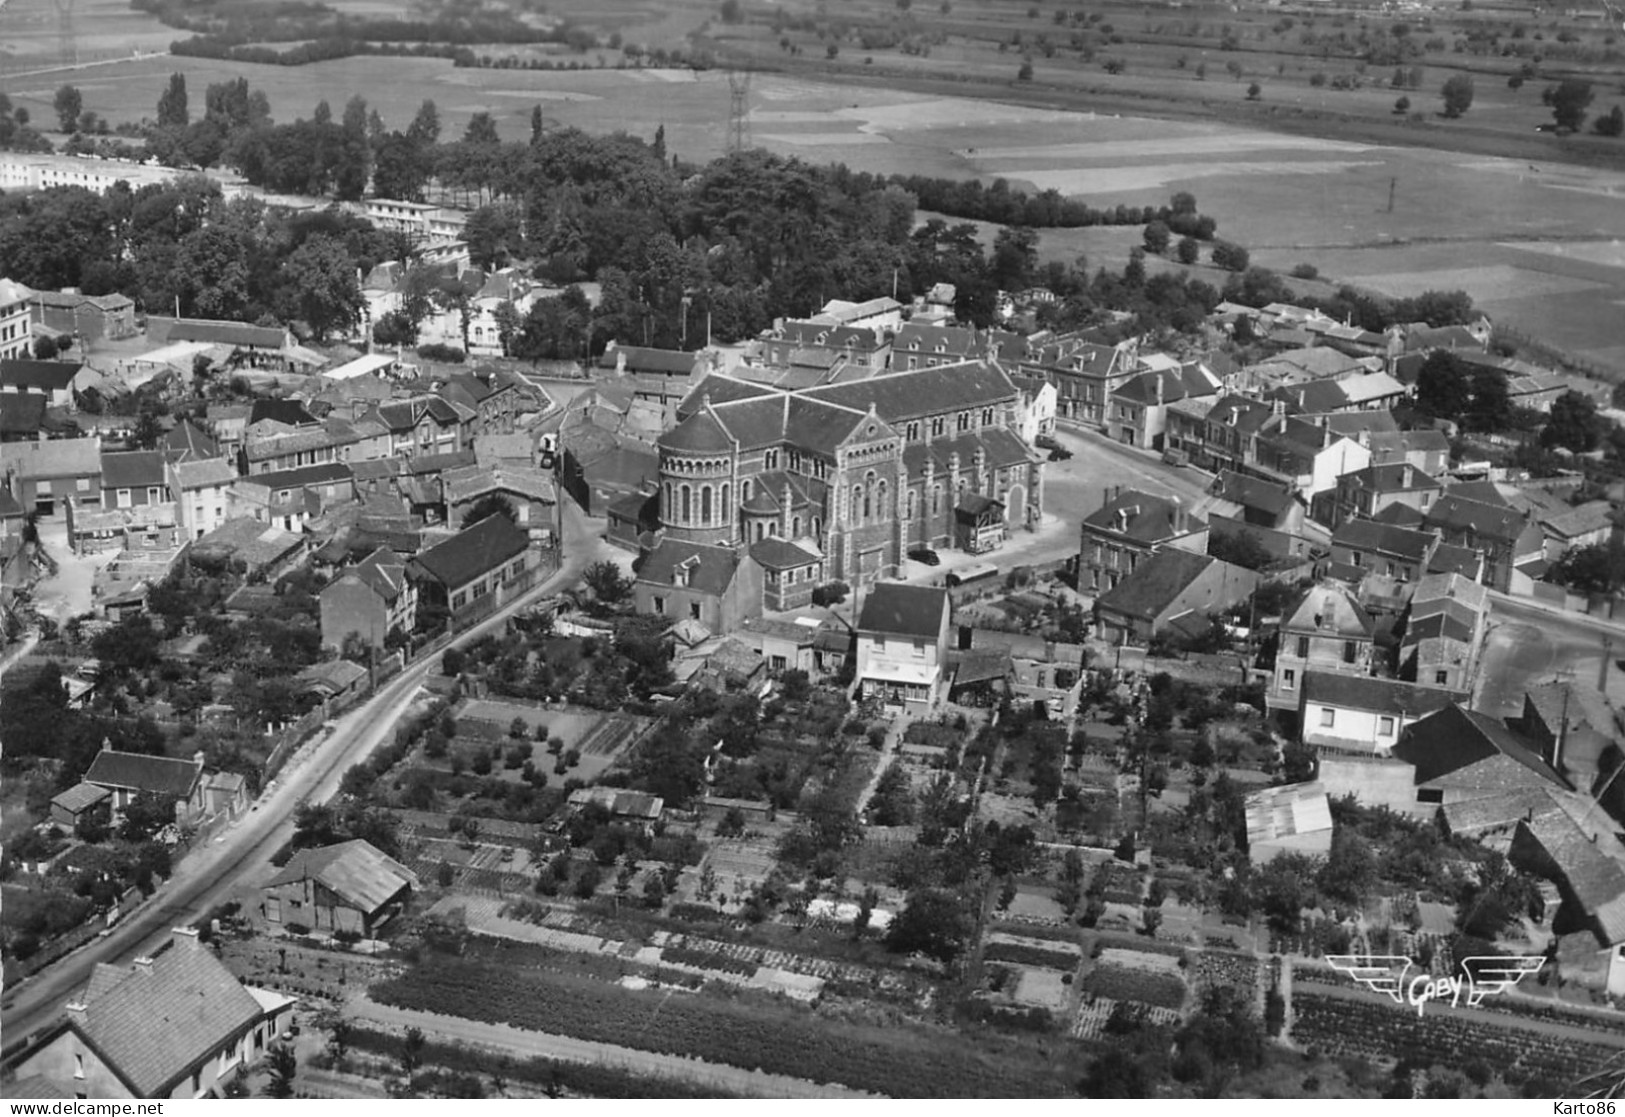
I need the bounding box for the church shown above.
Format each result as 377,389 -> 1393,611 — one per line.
641,361 -> 1044,610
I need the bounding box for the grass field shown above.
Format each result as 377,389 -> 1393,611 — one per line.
2,0 -> 1624,369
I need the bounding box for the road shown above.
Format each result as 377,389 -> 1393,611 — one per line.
0,501 -> 614,1044
346,994 -> 874,1099
1473,591 -> 1625,721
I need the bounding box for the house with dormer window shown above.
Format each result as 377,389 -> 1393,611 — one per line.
633,538 -> 762,633
1267,582 -> 1375,713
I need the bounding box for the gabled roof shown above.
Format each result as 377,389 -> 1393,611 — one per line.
0,436 -> 102,480
163,420 -> 220,461
802,360 -> 1018,421
1517,789 -> 1625,946
408,514 -> 529,590
1244,780 -> 1332,847
71,930 -> 267,1097
1282,582 -> 1375,638
1082,488 -> 1205,544
345,545 -> 409,603
1113,362 -> 1222,407
100,450 -> 168,491
1095,548 -> 1216,621
1540,500 -> 1613,540
239,462 -> 352,491
659,403 -> 737,454
1343,462 -> 1442,495
1303,671 -> 1465,718
635,538 -> 742,597
600,346 -> 702,375
171,456 -> 237,490
0,358 -> 83,392
164,318 -> 285,349
1214,470 -> 1296,518
0,393 -> 47,437
1331,518 -> 1437,563
248,399 -> 316,428
264,838 -> 418,913
1524,679 -> 1617,739
1425,493 -> 1529,542
1367,428 -> 1450,462
83,749 -> 202,797
857,582 -> 950,639
1204,394 -> 1276,436
748,537 -> 821,571
1391,704 -> 1567,791
376,395 -> 462,431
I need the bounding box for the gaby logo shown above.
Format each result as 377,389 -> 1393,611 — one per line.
1325,954 -> 1546,1017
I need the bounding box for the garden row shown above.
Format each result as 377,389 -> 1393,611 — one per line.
1289,991 -> 1619,1087
982,941 -> 1082,971
1079,962 -> 1187,1011
372,959 -> 1070,1097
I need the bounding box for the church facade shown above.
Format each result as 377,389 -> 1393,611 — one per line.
653,362 -> 1044,590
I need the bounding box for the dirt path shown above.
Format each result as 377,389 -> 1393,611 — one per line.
346,993 -> 877,1100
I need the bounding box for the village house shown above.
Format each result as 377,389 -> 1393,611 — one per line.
0,358 -> 92,409
371,395 -> 472,459
319,546 -> 416,651
82,747 -> 206,824
1366,428 -> 1451,476
2,437 -> 103,517
1327,518 -> 1439,595
441,464 -> 559,548
407,513 -> 534,629
1423,492 -> 1544,594
0,927 -> 295,1099
756,320 -> 892,378
146,318 -> 290,369
749,536 -> 825,612
168,457 -> 238,541
599,344 -> 715,407
1015,335 -> 1141,426
30,289 -> 137,342
736,615 -> 820,675
0,278 -> 32,361
890,322 -> 985,369
634,538 -> 763,633
1399,572 -> 1489,692
1518,678 -> 1618,791
1267,582 -> 1375,713
1331,462 -> 1444,528
439,370 -> 520,436
1078,487 -> 1208,595
1093,548 -> 1259,646
1299,671 -> 1465,757
855,582 -> 952,711
99,451 -> 171,512
1105,361 -> 1224,451
262,839 -> 418,937
229,462 -> 355,533
0,394 -> 48,443
1207,469 -> 1313,564
190,517 -> 307,580
1390,703 -> 1567,815
814,296 -> 904,333
1535,500 -> 1614,561
1163,393 -> 1275,475
959,628 -> 1088,719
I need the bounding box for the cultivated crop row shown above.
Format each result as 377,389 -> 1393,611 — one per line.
983,941 -> 1083,971
1080,963 -> 1187,1010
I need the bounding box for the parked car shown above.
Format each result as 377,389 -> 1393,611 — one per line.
1162,447 -> 1190,467
908,547 -> 941,566
1034,433 -> 1060,451
1047,445 -> 1073,461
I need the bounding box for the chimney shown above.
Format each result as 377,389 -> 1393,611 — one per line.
172,925 -> 201,950
133,956 -> 155,975
1155,374 -> 1164,406
65,1002 -> 88,1025
1172,496 -> 1187,534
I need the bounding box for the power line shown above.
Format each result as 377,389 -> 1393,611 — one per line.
54,0 -> 78,67
726,70 -> 751,154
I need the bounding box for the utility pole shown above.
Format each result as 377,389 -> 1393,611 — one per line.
1387,176 -> 1396,214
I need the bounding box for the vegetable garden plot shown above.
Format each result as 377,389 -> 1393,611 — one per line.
1080,962 -> 1187,1011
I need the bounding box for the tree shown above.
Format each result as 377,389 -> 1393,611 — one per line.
1549,79 -> 1594,132
1143,220 -> 1171,255
281,234 -> 363,342
53,85 -> 83,133
583,560 -> 632,608
1394,95 -> 1411,114
886,888 -> 972,965
464,112 -> 500,146
1542,390 -> 1605,452
1440,74 -> 1475,117
120,791 -> 179,843
1209,529 -> 1271,571
1079,1047 -> 1152,1098
407,99 -> 441,146
1246,82 -> 1262,101
1465,367 -> 1511,432
1017,60 -> 1035,81
157,73 -> 190,129
720,0 -> 743,21
1415,350 -> 1470,419
32,335 -> 59,360
1546,543 -> 1624,595
1596,105 -> 1625,137
461,493 -> 516,528
1210,241 -> 1250,271
1175,236 -> 1200,265
263,1042 -> 297,1098
1317,825 -> 1378,907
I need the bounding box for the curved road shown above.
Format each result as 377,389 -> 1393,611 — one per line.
1,502 -> 608,1044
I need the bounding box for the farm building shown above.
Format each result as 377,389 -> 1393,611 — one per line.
1244,781 -> 1333,864
262,839 -> 418,937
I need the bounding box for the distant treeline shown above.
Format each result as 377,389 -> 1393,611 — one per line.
171,35 -> 473,67
889,174 -> 1220,237
133,0 -> 583,46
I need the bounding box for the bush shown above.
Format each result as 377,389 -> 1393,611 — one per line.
416,343 -> 466,363
811,581 -> 849,607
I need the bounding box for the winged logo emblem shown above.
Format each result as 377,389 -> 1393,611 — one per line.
1458,955 -> 1546,1007
1326,953 -> 1547,1015
1325,954 -> 1413,1004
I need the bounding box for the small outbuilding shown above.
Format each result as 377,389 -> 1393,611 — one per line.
262,839 -> 418,937
1244,780 -> 1333,864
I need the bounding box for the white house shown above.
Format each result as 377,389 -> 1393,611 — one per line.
0,278 -> 32,361
168,457 -> 237,541
1300,671 -> 1466,757
855,582 -> 952,711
